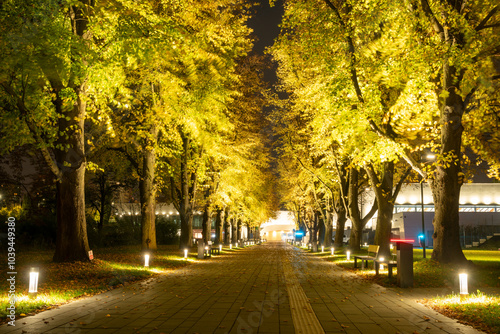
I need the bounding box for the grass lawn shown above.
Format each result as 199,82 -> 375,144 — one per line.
305,245 -> 500,333
0,245 -> 199,322
420,291 -> 500,334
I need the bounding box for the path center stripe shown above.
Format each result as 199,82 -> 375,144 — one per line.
283,259 -> 325,334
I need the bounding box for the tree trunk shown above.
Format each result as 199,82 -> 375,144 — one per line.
223,208 -> 230,244
53,94 -> 90,262
348,167 -> 379,252
323,210 -> 333,248
179,209 -> 193,248
374,197 -> 393,258
348,168 -> 362,252
237,219 -> 242,242
373,162 -> 395,258
52,4 -> 92,263
202,208 -> 211,244
140,131 -> 157,251
318,215 -> 325,246
178,133 -> 195,249
431,86 -> 467,264
231,218 -> 238,244
215,208 -> 223,244
311,212 -> 319,252
334,207 -> 347,248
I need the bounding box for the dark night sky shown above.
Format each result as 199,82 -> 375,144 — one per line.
247,0 -> 284,84
248,0 -> 283,54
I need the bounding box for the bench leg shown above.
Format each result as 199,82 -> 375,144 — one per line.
354,258 -> 358,268
361,259 -> 365,269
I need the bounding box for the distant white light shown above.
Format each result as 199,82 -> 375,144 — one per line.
470,196 -> 480,205
483,196 -> 492,205
423,195 -> 433,204
409,196 -> 418,205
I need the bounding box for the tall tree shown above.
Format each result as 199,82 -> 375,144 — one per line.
0,1 -> 101,262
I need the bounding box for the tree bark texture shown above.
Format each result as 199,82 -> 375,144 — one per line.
215,208 -> 223,244
223,208 -> 230,244
419,0 -> 469,265
323,209 -> 333,248
372,162 -> 395,258
139,128 -> 157,251
334,208 -> 347,248
348,168 -> 363,252
178,134 -> 195,249
237,219 -> 242,241
231,217 -> 238,244
52,4 -> 93,262
431,87 -> 467,264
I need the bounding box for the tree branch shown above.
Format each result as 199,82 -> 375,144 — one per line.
420,0 -> 445,39
391,167 -> 412,203
322,0 -> 364,102
475,5 -> 499,31
0,82 -> 63,181
106,147 -> 139,170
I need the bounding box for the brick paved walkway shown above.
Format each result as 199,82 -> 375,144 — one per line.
1,242 -> 485,334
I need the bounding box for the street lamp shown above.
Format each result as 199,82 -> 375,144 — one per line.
29,267 -> 39,297
459,273 -> 468,298
420,153 -> 435,259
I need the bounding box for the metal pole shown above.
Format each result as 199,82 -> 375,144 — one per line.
420,181 -> 426,258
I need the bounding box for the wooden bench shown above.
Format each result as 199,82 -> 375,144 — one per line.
204,241 -> 212,258
374,247 -> 398,278
211,243 -> 221,255
353,245 -> 379,269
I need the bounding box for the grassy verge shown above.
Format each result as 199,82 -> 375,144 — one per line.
420,291 -> 500,334
303,245 -> 500,333
0,245 -> 197,322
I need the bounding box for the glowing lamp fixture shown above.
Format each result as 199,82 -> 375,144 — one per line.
346,251 -> 351,261
144,254 -> 150,267
459,273 -> 468,297
29,267 -> 39,297
390,239 -> 415,243
331,247 -> 334,256
219,244 -> 222,252
321,246 -> 324,253
230,244 -> 232,250
184,249 -> 188,259
379,257 -> 385,270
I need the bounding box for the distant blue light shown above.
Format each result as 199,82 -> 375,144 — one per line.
418,234 -> 424,239
295,232 -> 304,236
